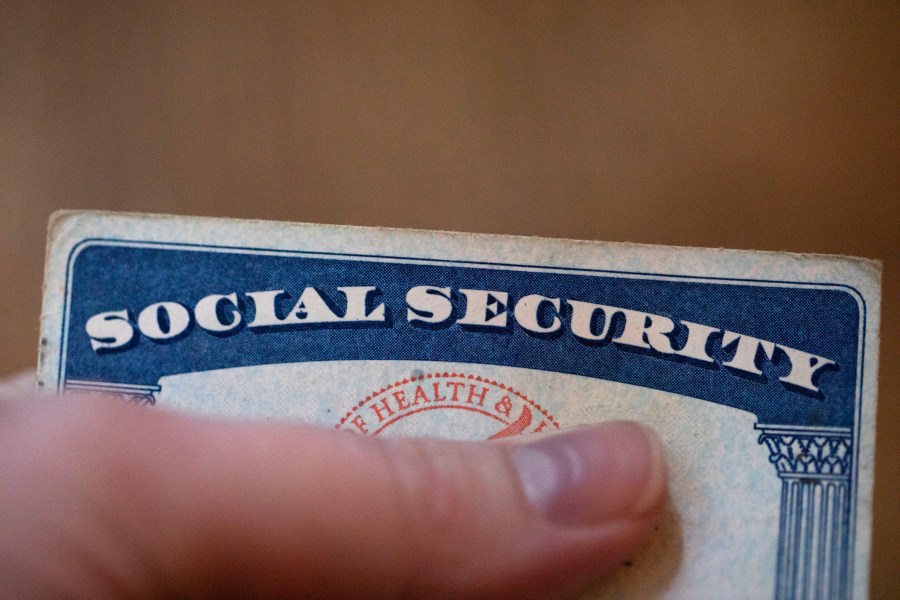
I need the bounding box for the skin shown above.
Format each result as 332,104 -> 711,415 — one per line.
0,374 -> 667,599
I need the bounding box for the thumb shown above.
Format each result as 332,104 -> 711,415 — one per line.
0,396 -> 667,600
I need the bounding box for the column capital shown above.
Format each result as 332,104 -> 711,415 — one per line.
755,424 -> 852,480
64,379 -> 160,406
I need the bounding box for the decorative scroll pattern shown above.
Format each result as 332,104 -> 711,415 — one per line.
756,425 -> 853,600
64,380 -> 160,407
115,392 -> 157,406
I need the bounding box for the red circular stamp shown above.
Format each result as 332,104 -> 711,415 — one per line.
335,371 -> 561,440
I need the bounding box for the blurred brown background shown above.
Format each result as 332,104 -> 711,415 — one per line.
1,2 -> 896,596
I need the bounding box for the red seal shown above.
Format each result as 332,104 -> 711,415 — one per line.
335,372 -> 560,439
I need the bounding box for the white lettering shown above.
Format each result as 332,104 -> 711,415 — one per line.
612,309 -> 676,354
137,302 -> 191,340
406,286 -> 453,325
339,286 -> 385,322
245,289 -> 285,328
514,294 -> 561,334
458,289 -> 508,328
776,345 -> 836,393
567,300 -> 616,342
721,331 -> 775,375
195,293 -> 242,333
674,321 -> 719,363
86,310 -> 135,352
81,283 -> 840,401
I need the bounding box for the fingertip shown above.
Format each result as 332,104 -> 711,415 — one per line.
509,421 -> 668,526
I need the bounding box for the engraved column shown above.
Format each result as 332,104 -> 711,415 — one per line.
756,425 -> 853,600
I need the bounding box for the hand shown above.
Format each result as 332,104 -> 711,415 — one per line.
0,374 -> 666,599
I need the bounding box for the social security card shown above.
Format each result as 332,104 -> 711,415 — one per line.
37,211 -> 881,600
